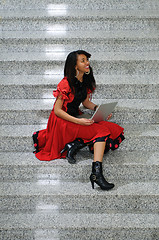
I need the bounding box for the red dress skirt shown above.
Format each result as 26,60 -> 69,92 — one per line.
33,77 -> 125,161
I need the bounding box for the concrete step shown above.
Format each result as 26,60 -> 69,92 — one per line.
1,0 -> 159,10
1,38 -> 159,53
0,151 -> 158,182
1,51 -> 159,62
0,99 -> 158,124
0,124 -> 158,152
1,9 -> 159,18
1,179 -> 159,213
1,59 -> 159,75
0,74 -> 158,99
0,211 -> 159,240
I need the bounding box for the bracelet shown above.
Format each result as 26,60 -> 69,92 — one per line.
94,105 -> 98,111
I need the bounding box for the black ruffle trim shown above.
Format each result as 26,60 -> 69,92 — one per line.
32,131 -> 39,153
88,133 -> 125,154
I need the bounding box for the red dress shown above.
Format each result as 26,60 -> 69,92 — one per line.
33,77 -> 125,161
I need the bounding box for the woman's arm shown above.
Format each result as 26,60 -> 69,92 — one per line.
82,94 -> 97,110
54,96 -> 94,126
82,94 -> 112,120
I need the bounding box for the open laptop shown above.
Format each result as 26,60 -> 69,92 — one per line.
79,102 -> 118,122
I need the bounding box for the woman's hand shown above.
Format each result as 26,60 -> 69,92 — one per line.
77,118 -> 94,126
106,113 -> 112,120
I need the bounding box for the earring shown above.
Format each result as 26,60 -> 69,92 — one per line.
85,69 -> 90,75
75,69 -> 79,78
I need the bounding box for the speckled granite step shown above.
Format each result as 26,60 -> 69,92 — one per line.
1,151 -> 158,167
2,29 -> 159,40
0,74 -> 158,99
1,179 -> 159,213
0,211 -> 159,240
1,51 -> 159,62
1,74 -> 158,86
0,99 -> 158,124
0,151 -> 158,182
1,0 -> 159,10
0,124 -> 158,152
2,16 -> 159,33
1,9 -> 159,18
1,227 -> 159,240
1,38 -> 159,53
1,228 -> 159,240
1,60 -> 159,75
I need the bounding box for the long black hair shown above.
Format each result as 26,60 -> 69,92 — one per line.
64,50 -> 96,92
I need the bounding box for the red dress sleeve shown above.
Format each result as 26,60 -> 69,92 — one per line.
53,77 -> 71,100
87,89 -> 92,94
87,87 -> 95,100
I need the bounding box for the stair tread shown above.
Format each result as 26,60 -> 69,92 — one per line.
1,212 -> 159,230
1,9 -> 159,18
0,152 -> 158,166
2,30 -> 159,39
1,151 -> 158,183
1,180 -> 159,196
1,39 -> 159,55
0,74 -> 158,85
1,51 -> 159,61
2,0 -> 159,10
0,99 -> 158,110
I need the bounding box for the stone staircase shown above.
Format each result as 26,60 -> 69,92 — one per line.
0,0 -> 159,239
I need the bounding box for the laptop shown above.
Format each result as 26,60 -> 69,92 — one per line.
79,102 -> 118,122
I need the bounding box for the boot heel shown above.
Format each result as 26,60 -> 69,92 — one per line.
61,139 -> 85,164
90,174 -> 96,189
60,145 -> 67,154
91,180 -> 94,189
90,161 -> 115,191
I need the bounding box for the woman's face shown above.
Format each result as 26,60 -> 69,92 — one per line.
75,54 -> 90,74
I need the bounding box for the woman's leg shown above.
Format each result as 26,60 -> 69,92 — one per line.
93,141 -> 106,162
90,141 -> 114,190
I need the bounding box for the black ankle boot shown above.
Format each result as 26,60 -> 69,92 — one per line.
90,161 -> 114,190
61,138 -> 85,164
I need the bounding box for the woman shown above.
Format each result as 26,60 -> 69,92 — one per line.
33,50 -> 125,190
